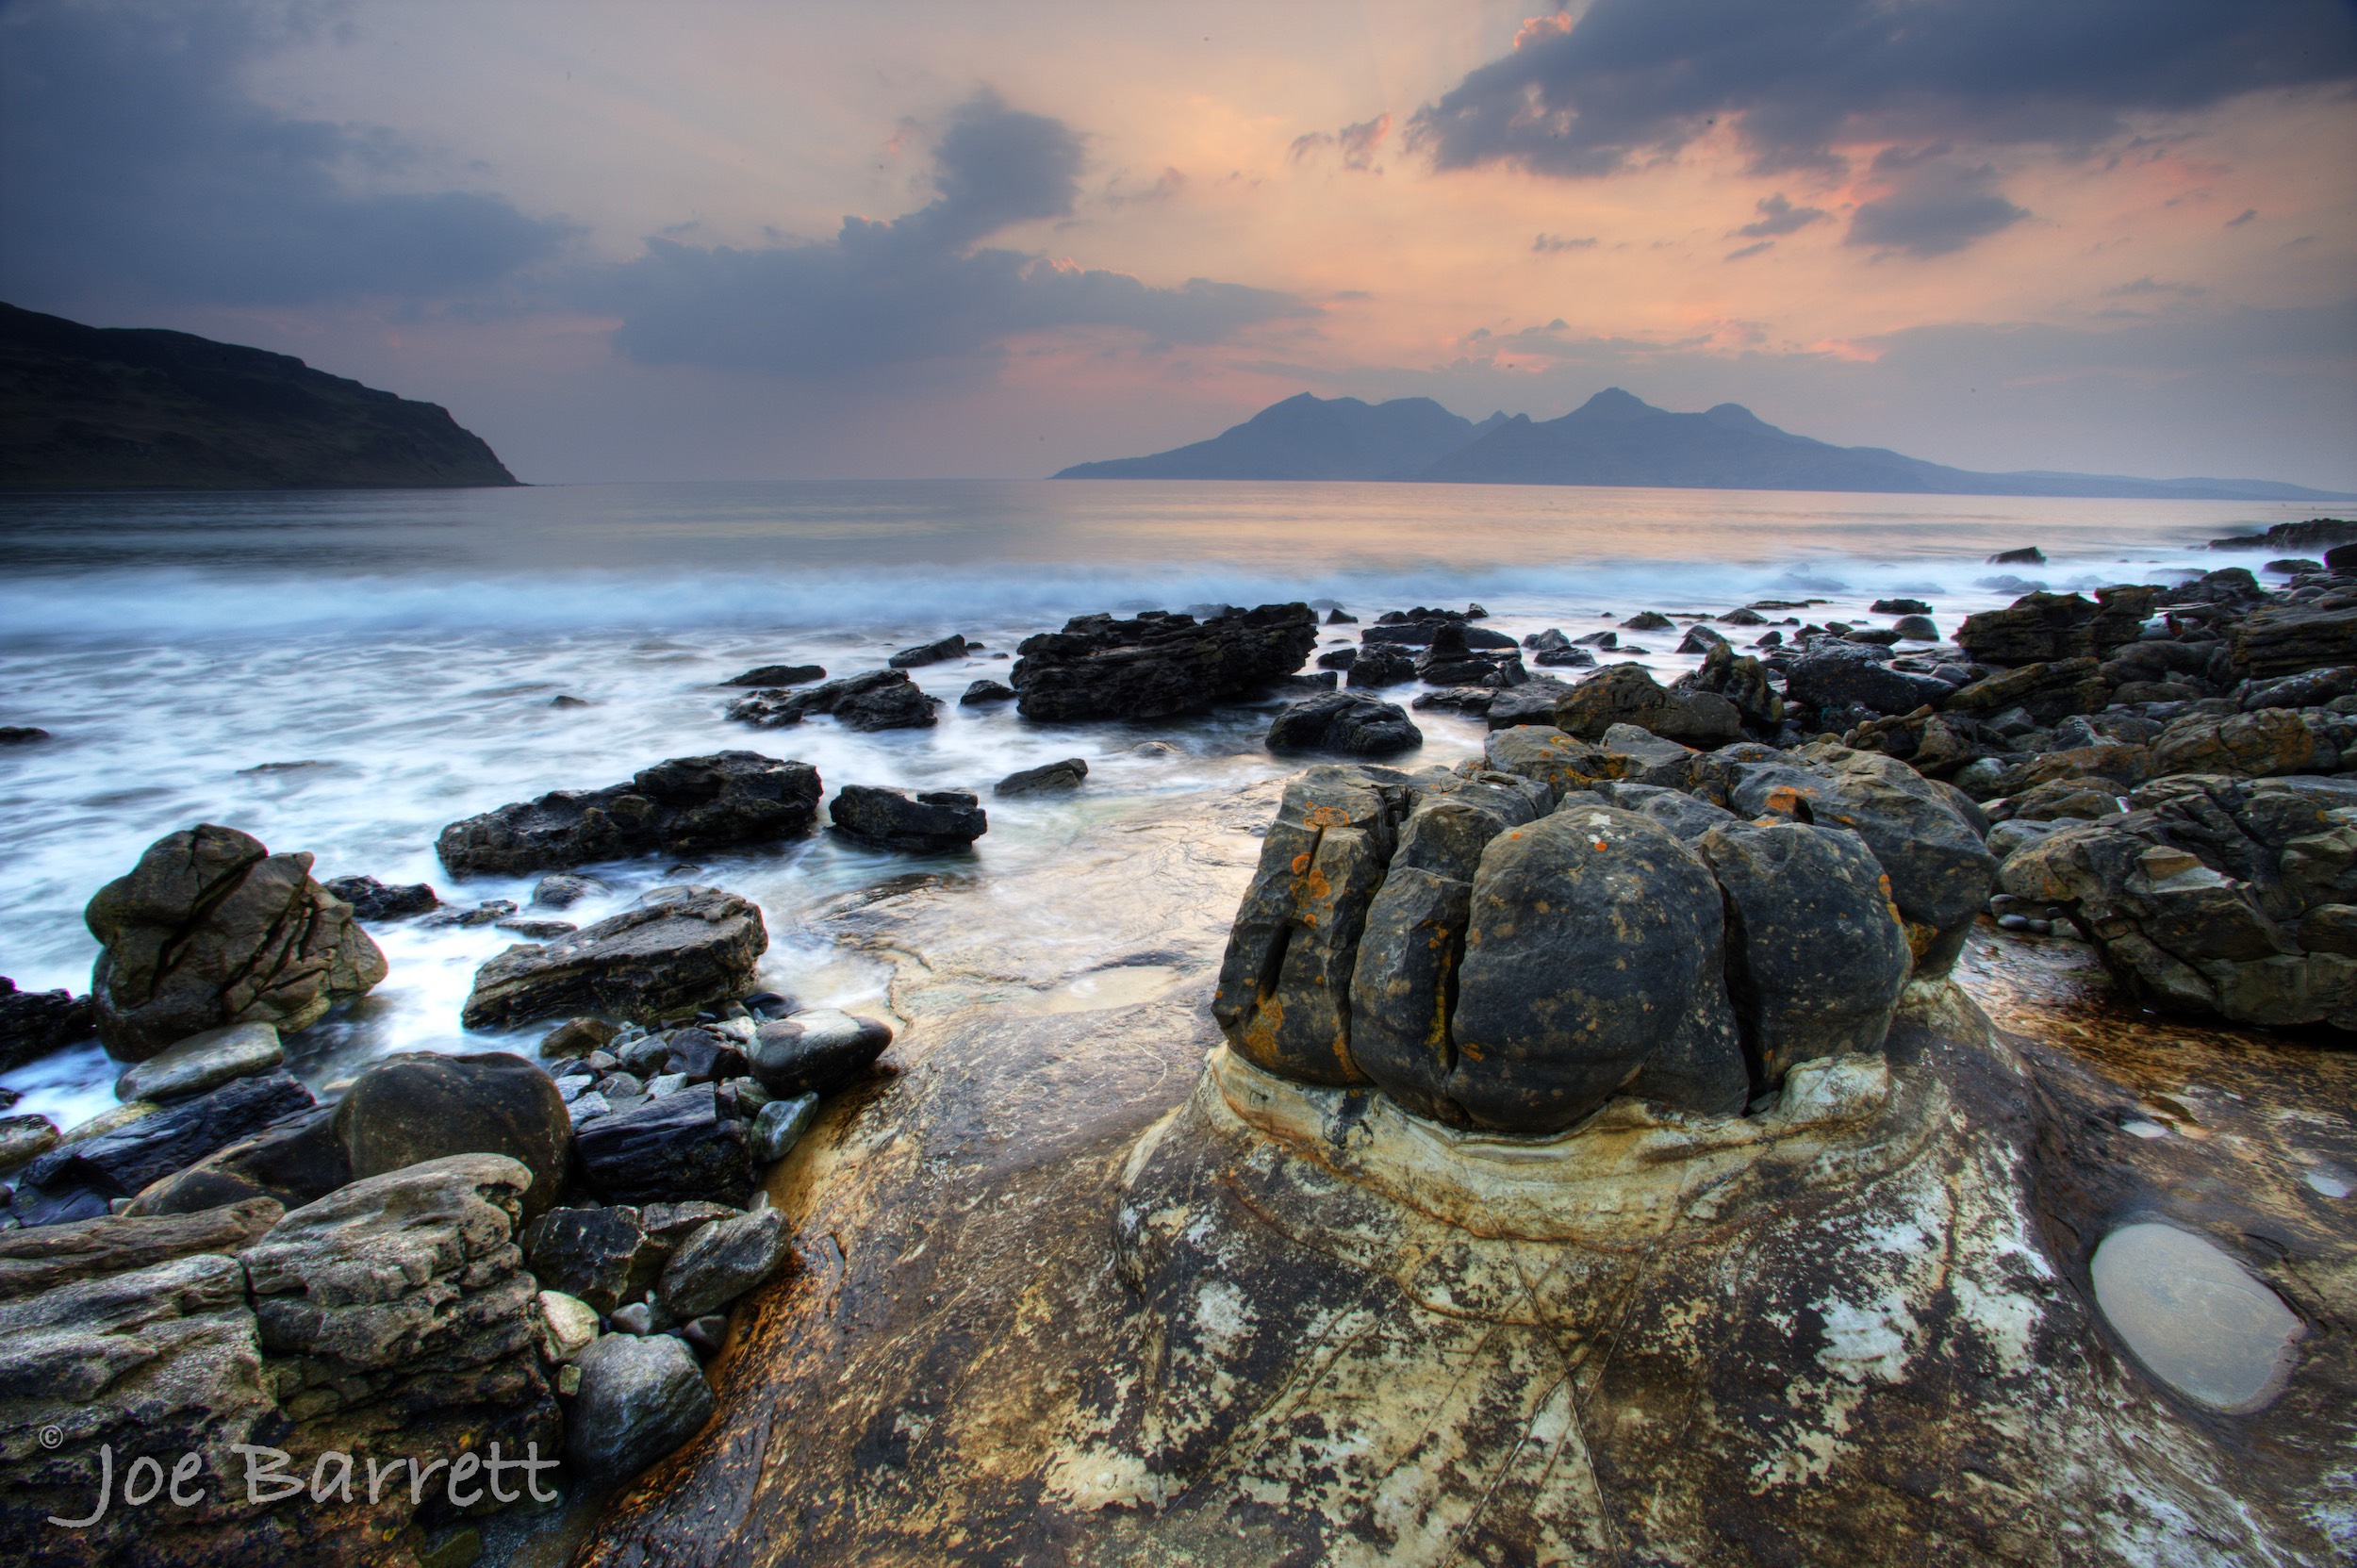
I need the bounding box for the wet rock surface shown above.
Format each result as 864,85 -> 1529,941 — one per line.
828,784 -> 988,850
14,1068 -> 316,1225
574,779 -> 2356,1568
436,751 -> 822,875
1010,603 -> 1317,720
84,823 -> 387,1061
727,668 -> 942,731
460,884 -> 768,1029
1262,688 -> 1423,757
0,976 -> 94,1072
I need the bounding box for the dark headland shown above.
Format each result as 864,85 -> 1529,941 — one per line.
0,302 -> 519,490
1059,388 -> 2353,502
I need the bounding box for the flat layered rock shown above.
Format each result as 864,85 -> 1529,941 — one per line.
461,885 -> 767,1030
1011,603 -> 1317,721
437,751 -> 821,876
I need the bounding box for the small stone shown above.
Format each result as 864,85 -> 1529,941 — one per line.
682,1313 -> 730,1355
751,1093 -> 820,1164
533,872 -> 608,908
995,757 -> 1089,796
568,1093 -> 612,1126
566,1332 -> 715,1482
497,917 -> 579,938
960,679 -> 1016,705
608,1298 -> 673,1336
888,634 -> 969,668
540,1016 -> 621,1060
0,1114 -> 62,1167
539,1289 -> 601,1362
558,1363 -> 582,1395
321,875 -> 440,920
749,1011 -> 892,1098
646,1072 -> 690,1099
658,1207 -> 791,1319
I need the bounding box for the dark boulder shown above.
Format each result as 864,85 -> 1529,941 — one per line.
830,784 -> 988,850
322,875 -> 440,920
1871,598 -> 1933,616
995,757 -> 1089,796
1987,546 -> 2046,565
460,885 -> 768,1030
1623,611 -> 1674,631
722,663 -> 824,686
1010,604 -> 1317,721
12,1069 -> 314,1224
729,668 -> 941,731
84,824 -> 387,1061
889,635 -> 969,668
1345,644 -> 1416,687
2228,604 -> 2357,681
335,1050 -> 572,1218
573,1082 -> 754,1206
1482,676 -> 1576,730
661,1026 -> 750,1083
1316,646 -> 1359,670
0,979 -> 93,1073
961,679 -> 1015,705
1891,615 -> 1939,641
1955,587 -> 2153,666
1694,821 -> 1913,1085
1785,642 -> 1951,718
747,1009 -> 892,1098
437,751 -> 822,876
656,1206 -> 791,1319
1942,658 -> 2112,726
1532,644 -> 1598,668
567,1332 -> 716,1485
1447,804 -> 1731,1132
1677,643 -> 1784,730
1675,624 -> 1727,654
1553,662 -> 1740,747
1264,691 -> 1423,758
120,1103 -> 349,1217
523,1204 -> 664,1314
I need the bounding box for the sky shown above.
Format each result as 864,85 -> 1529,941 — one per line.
2,0 -> 2353,487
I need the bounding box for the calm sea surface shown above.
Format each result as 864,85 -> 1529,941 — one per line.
0,479 -> 2314,1127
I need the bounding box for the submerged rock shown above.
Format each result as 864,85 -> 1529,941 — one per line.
830,784 -> 988,850
995,757 -> 1089,796
461,884 -> 768,1030
321,873 -> 440,920
84,824 -> 387,1062
1011,603 -> 1317,721
889,634 -> 969,668
722,662 -> 825,687
728,668 -> 942,731
437,751 -> 822,875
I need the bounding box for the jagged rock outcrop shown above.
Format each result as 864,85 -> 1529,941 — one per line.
83,825 -> 387,1061
2001,772 -> 2357,1029
726,669 -> 941,732
461,885 -> 767,1030
1955,586 -> 2155,665
1010,604 -> 1317,720
436,752 -> 822,875
0,977 -> 95,1071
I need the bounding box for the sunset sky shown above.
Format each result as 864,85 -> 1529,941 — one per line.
4,0 -> 2353,486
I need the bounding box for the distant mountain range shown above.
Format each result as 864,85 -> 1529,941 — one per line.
0,303 -> 518,490
1056,388 -> 2351,502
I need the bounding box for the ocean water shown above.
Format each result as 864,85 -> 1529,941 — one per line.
0,479 -> 2314,1131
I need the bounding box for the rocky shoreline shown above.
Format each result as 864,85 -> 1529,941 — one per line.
2,536 -> 2353,1564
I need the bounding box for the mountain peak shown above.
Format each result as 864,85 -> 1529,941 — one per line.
1574,387 -> 1655,418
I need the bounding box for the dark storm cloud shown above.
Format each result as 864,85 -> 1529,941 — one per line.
1411,0 -> 2357,179
0,2 -> 569,307
584,93 -> 1313,379
1845,152 -> 2029,256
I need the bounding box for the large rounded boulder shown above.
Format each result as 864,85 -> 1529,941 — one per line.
335,1050 -> 572,1218
83,824 -> 387,1061
1447,803 -> 1732,1132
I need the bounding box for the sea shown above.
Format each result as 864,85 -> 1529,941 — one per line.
0,479 -> 2316,1133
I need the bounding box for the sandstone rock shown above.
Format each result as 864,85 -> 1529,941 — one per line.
436,751 -> 821,875
1011,604 -> 1317,721
567,1331 -> 716,1484
748,1010 -> 892,1098
2149,708 -> 2336,780
2229,604 -> 2357,680
460,885 -> 767,1030
239,1153 -> 557,1440
112,1020 -> 282,1103
574,1083 -> 754,1206
0,977 -> 93,1073
539,1288 -> 601,1362
1552,662 -> 1739,746
830,784 -> 988,850
996,757 -> 1089,796
120,1102 -> 350,1217
1956,586 -> 2153,665
1481,725 -> 1606,804
336,1050 -> 571,1218
729,668 -> 941,731
524,1203 -> 663,1314
13,1069 -> 314,1224
1695,821 -> 1913,1084
1447,804 -> 1731,1132
84,824 -> 387,1061
1213,767 -> 1409,1085
1264,691 -> 1423,758
658,1206 -> 791,1319
0,1195 -> 280,1302
889,634 -> 969,668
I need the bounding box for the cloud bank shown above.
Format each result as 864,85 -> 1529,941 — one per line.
580,92 -> 1313,379
0,2 -> 569,306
